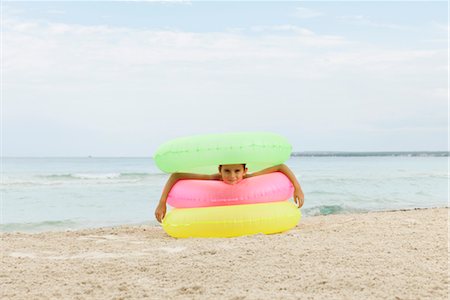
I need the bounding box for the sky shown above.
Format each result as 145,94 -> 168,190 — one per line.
3,1 -> 448,156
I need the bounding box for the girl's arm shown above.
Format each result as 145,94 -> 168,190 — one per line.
246,164 -> 304,208
155,172 -> 221,223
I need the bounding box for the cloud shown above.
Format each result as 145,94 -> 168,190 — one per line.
292,7 -> 323,19
47,9 -> 66,15
4,18 -> 351,79
337,15 -> 410,30
113,0 -> 192,3
5,16 -> 444,95
7,14 -> 442,80
431,21 -> 449,32
3,12 -> 447,155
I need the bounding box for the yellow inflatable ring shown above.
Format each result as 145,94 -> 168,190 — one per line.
162,201 -> 301,238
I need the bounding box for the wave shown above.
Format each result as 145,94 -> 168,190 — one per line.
292,151 -> 449,157
0,207 -> 357,232
0,220 -> 80,232
1,172 -> 168,188
303,205 -> 366,216
302,172 -> 449,182
71,173 -> 121,179
43,172 -> 163,180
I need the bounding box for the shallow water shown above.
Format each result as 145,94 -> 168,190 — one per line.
1,155 -> 448,232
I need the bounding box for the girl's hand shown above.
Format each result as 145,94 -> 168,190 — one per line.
155,202 -> 167,223
293,188 -> 304,208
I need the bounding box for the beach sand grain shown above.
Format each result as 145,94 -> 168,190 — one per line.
1,208 -> 448,299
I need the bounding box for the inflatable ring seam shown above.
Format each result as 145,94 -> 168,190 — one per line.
156,144 -> 291,156
170,188 -> 291,202
163,213 -> 300,227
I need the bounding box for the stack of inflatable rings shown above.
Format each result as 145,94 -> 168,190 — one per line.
154,132 -> 301,238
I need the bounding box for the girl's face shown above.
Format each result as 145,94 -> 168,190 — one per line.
219,164 -> 247,185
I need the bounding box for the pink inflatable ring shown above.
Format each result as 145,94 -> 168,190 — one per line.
167,172 -> 294,208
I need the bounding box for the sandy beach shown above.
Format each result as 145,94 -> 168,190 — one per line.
1,208 -> 448,299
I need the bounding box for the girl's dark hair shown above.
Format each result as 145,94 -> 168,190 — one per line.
219,164 -> 246,171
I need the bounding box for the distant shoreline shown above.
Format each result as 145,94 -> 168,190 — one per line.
291,151 -> 449,157
2,151 -> 449,159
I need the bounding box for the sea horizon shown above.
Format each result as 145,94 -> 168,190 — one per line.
1,150 -> 449,159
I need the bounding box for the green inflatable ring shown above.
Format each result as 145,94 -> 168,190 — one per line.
154,132 -> 292,174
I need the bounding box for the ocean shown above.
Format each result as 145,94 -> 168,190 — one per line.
1,154 -> 448,232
